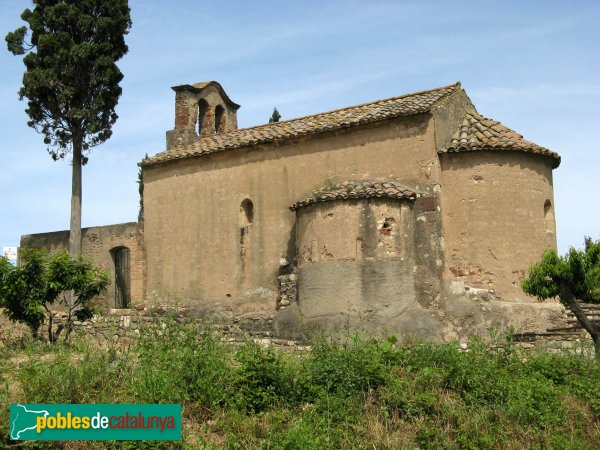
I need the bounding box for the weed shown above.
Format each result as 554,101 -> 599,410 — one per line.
1,322 -> 599,449
308,334 -> 390,397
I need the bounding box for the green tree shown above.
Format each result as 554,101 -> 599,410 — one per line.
0,250 -> 109,342
269,107 -> 281,123
5,1 -> 132,261
522,238 -> 600,357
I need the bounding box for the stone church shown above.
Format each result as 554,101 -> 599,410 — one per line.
22,80 -> 566,341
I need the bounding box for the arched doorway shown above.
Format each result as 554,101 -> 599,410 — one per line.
112,247 -> 130,308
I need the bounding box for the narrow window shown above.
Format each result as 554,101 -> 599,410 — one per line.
356,237 -> 364,259
197,99 -> 210,136
214,105 -> 225,132
111,247 -> 130,308
239,199 -> 254,259
240,199 -> 254,227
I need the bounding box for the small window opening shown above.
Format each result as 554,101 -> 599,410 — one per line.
379,217 -> 395,236
239,199 -> 254,259
240,199 -> 254,227
197,99 -> 210,136
214,105 -> 225,132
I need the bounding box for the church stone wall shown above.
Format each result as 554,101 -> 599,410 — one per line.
274,196 -> 447,340
144,101 -> 564,340
438,151 -> 556,302
20,223 -> 145,310
295,199 -> 412,264
143,113 -> 440,320
16,83 -> 566,342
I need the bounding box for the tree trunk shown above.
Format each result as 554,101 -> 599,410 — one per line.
67,138 -> 83,309
560,281 -> 600,358
594,335 -> 600,359
69,139 -> 82,258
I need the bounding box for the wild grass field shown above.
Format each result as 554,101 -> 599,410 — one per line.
1,319 -> 599,449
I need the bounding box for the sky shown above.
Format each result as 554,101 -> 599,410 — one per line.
1,0 -> 599,259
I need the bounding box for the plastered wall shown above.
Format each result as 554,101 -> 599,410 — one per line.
438,151 -> 556,302
295,199 -> 412,264
274,196 -> 446,340
144,114 -> 439,313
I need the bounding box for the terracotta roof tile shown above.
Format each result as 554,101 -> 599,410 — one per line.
142,83 -> 461,167
441,111 -> 561,168
290,181 -> 416,211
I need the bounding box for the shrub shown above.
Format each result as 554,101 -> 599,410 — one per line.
180,329 -> 232,407
131,317 -> 225,404
3,323 -> 600,448
0,250 -> 109,342
19,341 -> 124,403
228,342 -> 289,413
308,335 -> 390,397
415,420 -> 451,449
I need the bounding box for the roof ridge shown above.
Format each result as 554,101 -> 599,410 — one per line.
202,81 -> 462,138
143,82 -> 462,167
289,180 -> 417,211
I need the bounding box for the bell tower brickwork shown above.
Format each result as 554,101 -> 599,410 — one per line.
166,81 -> 240,150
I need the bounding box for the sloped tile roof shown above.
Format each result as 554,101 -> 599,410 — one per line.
440,111 -> 561,168
142,82 -> 461,167
290,181 -> 416,211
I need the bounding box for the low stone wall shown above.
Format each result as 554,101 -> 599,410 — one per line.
69,313 -> 150,348
0,307 -> 306,351
1,307 -> 593,356
514,330 -> 594,356
73,310 -> 310,351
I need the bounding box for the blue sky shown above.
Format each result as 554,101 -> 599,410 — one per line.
1,0 -> 599,257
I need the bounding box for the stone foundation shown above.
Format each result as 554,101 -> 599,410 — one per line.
0,307 -> 593,356
514,331 -> 594,357
0,307 -> 302,351
276,274 -> 298,310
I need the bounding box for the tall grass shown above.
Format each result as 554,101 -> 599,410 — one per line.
1,319 -> 599,449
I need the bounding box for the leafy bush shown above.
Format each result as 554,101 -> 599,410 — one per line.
524,351 -> 600,417
379,373 -> 439,419
180,331 -> 233,407
19,341 -> 125,404
2,320 -> 600,449
131,317 -> 233,405
415,419 -> 451,449
229,342 -> 291,413
0,249 -> 109,342
308,335 -> 390,397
